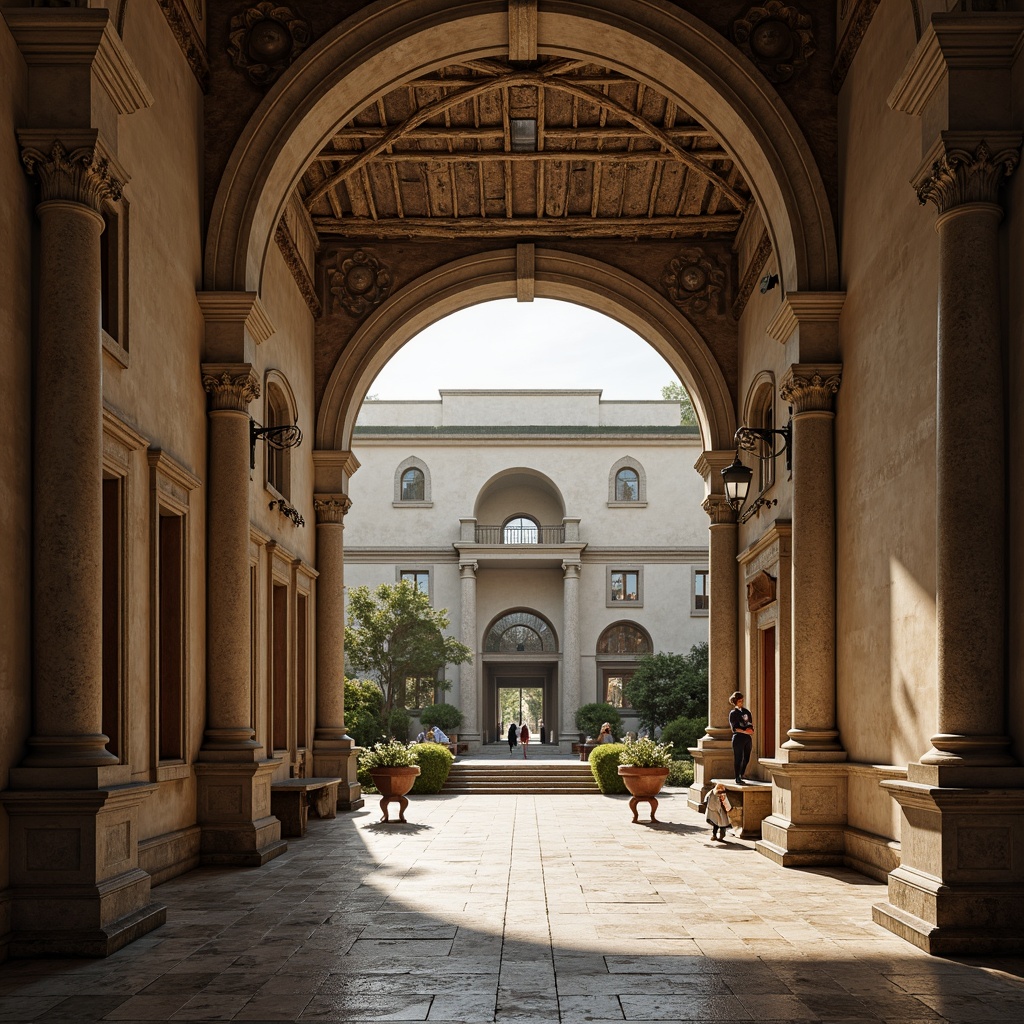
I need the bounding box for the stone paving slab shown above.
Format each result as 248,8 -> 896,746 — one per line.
1,791 -> 1024,1022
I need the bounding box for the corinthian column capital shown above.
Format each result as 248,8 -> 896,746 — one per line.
19,134 -> 125,211
313,495 -> 351,524
914,133 -> 1021,215
780,363 -> 843,414
201,363 -> 260,411
702,494 -> 737,525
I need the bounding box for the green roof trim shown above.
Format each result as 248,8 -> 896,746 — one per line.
353,424 -> 700,436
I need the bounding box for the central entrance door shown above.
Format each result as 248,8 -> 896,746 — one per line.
498,683 -> 544,735
486,670 -> 552,743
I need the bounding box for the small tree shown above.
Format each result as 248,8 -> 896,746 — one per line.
623,642 -> 708,731
345,581 -> 472,732
344,677 -> 385,747
661,381 -> 698,427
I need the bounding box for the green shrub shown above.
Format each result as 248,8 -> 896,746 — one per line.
344,677 -> 385,747
667,760 -> 695,788
411,743 -> 454,794
661,714 -> 708,754
388,706 -> 411,740
575,702 -> 622,741
618,737 -> 674,768
420,702 -> 464,733
589,743 -> 627,794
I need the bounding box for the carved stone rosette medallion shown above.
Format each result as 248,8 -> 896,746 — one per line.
661,248 -> 726,315
702,494 -> 737,526
201,368 -> 261,412
779,366 -> 842,413
324,249 -> 393,317
313,495 -> 352,524
21,140 -> 124,211
228,2 -> 311,87
733,2 -> 815,84
915,140 -> 1020,215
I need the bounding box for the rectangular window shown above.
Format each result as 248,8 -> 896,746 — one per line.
272,582 -> 289,752
610,570 -> 639,603
157,512 -> 185,761
102,476 -> 123,760
695,569 -> 709,610
604,673 -> 633,709
400,570 -> 430,593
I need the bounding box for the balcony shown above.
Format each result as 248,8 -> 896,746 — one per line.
455,517 -> 584,568
474,524 -> 566,545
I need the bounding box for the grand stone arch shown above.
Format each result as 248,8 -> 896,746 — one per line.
316,248 -> 737,453
205,0 -> 837,297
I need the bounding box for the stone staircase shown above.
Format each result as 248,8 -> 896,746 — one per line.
443,761 -> 600,795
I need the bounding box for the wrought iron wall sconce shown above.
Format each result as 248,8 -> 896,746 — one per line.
269,499 -> 305,527
250,418 -> 303,469
722,413 -> 792,523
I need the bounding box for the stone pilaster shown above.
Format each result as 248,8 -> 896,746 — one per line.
873,132 -> 1024,953
560,561 -> 582,753
688,488 -> 738,810
459,561 -> 481,749
311,495 -> 362,811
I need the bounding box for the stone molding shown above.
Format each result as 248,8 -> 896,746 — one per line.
516,242 -> 535,302
779,364 -> 842,413
19,134 -> 125,211
312,449 -> 361,493
157,0 -> 210,90
201,364 -> 260,411
833,0 -> 882,92
313,495 -> 351,524
459,560 -> 479,577
197,292 -> 275,346
694,449 -> 739,492
509,0 -> 538,62
702,494 -> 737,526
274,219 -> 322,317
561,561 -> 582,578
766,292 -> 846,346
914,134 -> 1021,214
732,228 -> 772,319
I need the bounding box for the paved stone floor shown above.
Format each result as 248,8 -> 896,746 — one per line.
2,789 -> 1024,1023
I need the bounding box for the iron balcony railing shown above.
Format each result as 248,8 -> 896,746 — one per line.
475,524 -> 566,544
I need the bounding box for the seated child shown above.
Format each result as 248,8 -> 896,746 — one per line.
705,782 -> 732,841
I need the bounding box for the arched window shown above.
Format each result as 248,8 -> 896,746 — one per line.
485,611 -> 558,653
503,515 -> 539,544
401,467 -> 424,501
744,373 -> 777,496
607,457 -> 647,505
393,456 -> 432,504
597,622 -> 652,656
264,374 -> 298,499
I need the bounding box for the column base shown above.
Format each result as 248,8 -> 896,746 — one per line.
195,760 -> 288,866
873,767 -> 1024,954
312,740 -> 364,812
755,759 -> 848,866
687,741 -> 734,811
0,781 -> 165,958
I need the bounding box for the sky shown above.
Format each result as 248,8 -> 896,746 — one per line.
366,298 -> 681,400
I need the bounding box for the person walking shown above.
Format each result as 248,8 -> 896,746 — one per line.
539,720 -> 546,745
729,691 -> 754,783
507,722 -> 518,755
520,721 -> 530,758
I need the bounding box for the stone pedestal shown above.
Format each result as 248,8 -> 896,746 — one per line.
756,760 -> 847,866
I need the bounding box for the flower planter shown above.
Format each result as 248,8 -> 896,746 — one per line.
617,765 -> 670,823
369,765 -> 421,823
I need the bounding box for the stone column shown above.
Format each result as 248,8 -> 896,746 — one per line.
312,495 -> 362,810
0,136 -> 165,957
560,561 -> 581,752
874,135 -> 1024,954
688,494 -> 738,809
195,364 -> 286,867
459,561 -> 480,747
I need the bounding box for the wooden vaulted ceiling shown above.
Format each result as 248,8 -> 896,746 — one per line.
298,58 -> 751,241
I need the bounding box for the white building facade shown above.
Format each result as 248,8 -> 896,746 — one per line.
345,390 -> 710,751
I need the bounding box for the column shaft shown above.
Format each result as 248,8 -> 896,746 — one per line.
313,499 -> 349,742
705,505 -> 738,742
459,562 -> 478,739
561,562 -> 581,740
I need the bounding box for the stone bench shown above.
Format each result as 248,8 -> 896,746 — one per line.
711,778 -> 773,838
270,777 -> 342,837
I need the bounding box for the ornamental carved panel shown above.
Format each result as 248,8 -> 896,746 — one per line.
322,249 -> 393,318
661,248 -> 726,315
228,2 -> 311,87
733,3 -> 815,85
746,570 -> 776,612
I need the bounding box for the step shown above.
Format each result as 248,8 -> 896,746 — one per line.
443,761 -> 600,794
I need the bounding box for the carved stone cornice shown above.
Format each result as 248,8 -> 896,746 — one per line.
275,220 -> 322,318
833,0 -> 882,92
779,363 -> 843,413
201,364 -> 260,412
702,494 -> 737,526
914,135 -> 1021,214
19,134 -> 125,211
313,495 -> 351,524
765,291 -> 846,346
157,0 -> 210,91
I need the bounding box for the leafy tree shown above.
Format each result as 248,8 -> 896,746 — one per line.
574,701 -> 622,740
623,642 -> 708,730
344,677 -> 385,747
661,381 -> 698,427
345,581 -> 472,731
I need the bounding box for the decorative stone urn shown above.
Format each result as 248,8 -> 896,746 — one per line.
617,766 -> 671,823
369,766 -> 420,823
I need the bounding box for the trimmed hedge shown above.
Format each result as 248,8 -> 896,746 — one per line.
589,743 -> 627,795
667,760 -> 694,788
412,743 -> 454,794
660,714 -> 708,754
